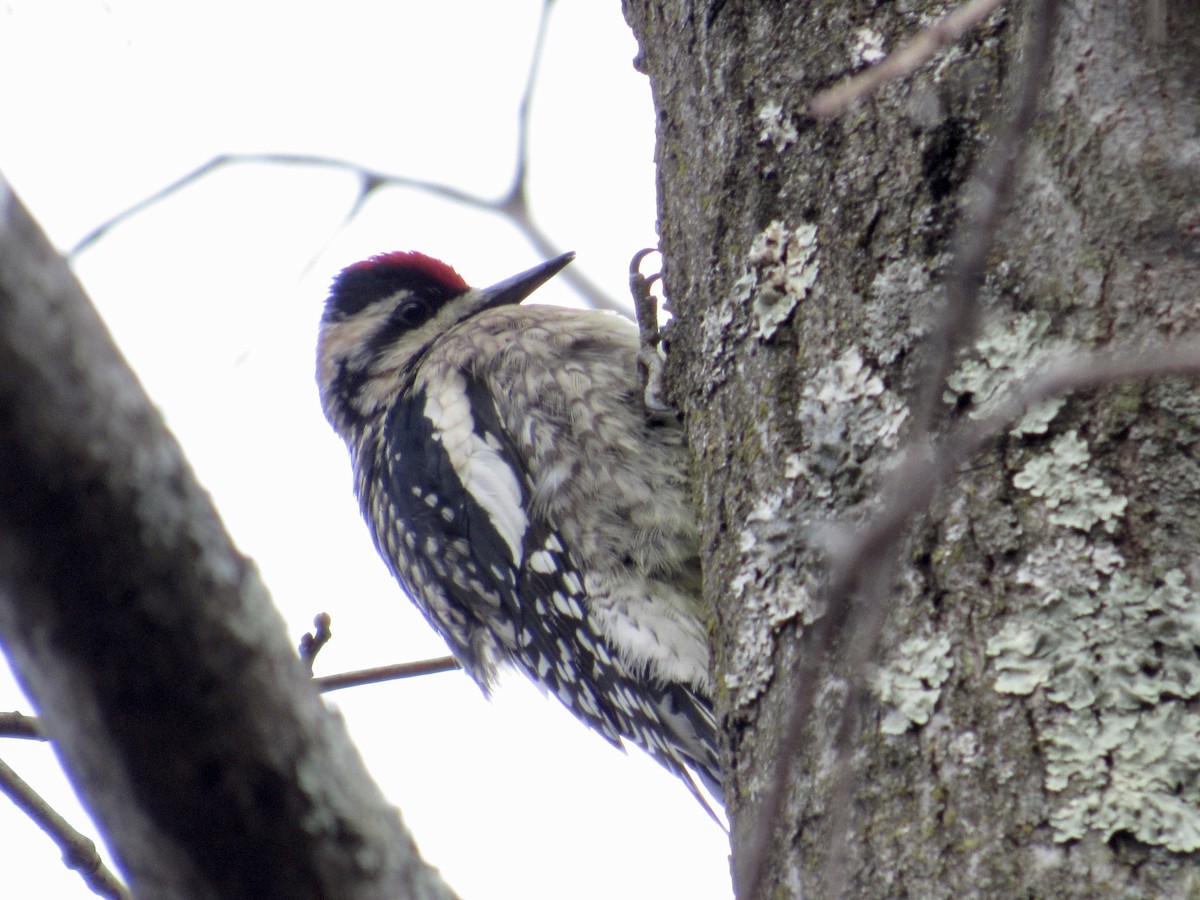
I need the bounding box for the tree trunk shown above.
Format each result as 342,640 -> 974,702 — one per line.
623,0 -> 1200,896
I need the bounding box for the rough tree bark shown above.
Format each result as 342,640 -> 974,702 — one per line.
624,1 -> 1200,897
0,179 -> 456,899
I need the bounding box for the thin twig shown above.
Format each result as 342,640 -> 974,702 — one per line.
810,0 -> 1011,117
69,153 -> 623,314
822,556 -> 896,899
4,654 -> 464,731
1,652 -> 464,739
0,710 -> 45,740
314,656 -> 462,693
501,0 -> 557,214
910,0 -> 1056,437
0,756 -> 131,900
829,3 -> 1061,891
65,4 -> 626,316
68,153 -> 478,258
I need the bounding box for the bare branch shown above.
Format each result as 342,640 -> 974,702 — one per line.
2,652 -> 464,741
65,4 -> 628,318
68,149 -> 623,315
0,756 -> 131,900
502,0 -> 558,213
0,710 -> 44,740
314,656 -> 462,693
822,4 -> 1062,892
68,152 -> 483,259
810,0 -> 1011,117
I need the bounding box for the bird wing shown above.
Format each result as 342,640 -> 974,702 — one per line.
382,365 -> 721,806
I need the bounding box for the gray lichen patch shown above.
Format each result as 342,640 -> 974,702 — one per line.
1012,430 -> 1128,533
735,220 -> 819,341
945,311 -> 1065,435
852,27 -> 886,66
875,632 -> 954,735
726,348 -> 908,712
987,536 -> 1200,851
756,99 -> 798,153
725,492 -> 814,710
791,347 -> 909,502
864,259 -> 936,367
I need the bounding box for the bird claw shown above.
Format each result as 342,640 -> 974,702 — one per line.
629,249 -> 674,417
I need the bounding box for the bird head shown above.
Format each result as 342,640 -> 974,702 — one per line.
317,250 -> 575,430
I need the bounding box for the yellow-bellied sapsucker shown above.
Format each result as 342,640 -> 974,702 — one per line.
316,251 -> 720,805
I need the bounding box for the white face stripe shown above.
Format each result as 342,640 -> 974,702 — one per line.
423,367 -> 528,566
317,287 -> 493,425
316,302 -> 393,410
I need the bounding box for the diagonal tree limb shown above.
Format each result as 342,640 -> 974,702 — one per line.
0,174 -> 458,900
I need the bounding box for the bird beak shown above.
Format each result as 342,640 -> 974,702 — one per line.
477,252 -> 575,310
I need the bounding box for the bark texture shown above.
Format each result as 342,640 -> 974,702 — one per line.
0,179 -> 456,899
623,1 -> 1200,896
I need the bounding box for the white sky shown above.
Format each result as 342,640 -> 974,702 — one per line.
0,2 -> 733,898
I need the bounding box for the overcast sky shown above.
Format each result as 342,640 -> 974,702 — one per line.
0,2 -> 733,897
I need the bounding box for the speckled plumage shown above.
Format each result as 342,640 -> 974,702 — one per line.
316,252 -> 720,803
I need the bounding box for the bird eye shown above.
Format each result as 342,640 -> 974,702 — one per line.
398,300 -> 428,327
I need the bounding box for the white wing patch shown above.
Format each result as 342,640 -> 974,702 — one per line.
423,369 -> 528,566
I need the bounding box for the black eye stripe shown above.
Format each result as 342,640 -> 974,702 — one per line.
365,302 -> 436,355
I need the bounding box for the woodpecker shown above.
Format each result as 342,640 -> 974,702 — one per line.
316,250 -> 721,805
